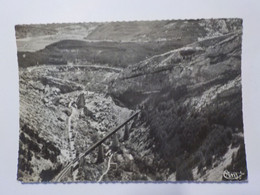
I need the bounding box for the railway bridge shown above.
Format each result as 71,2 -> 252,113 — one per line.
52,110 -> 141,182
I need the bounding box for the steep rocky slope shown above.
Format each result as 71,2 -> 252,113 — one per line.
109,30 -> 247,181
18,63 -> 162,182
109,31 -> 242,104
17,65 -> 134,182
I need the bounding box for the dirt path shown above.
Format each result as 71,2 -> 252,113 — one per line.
67,101 -> 78,160
98,153 -> 114,182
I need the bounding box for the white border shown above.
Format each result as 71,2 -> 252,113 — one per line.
0,0 -> 260,194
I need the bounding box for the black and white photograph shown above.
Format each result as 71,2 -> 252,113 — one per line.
15,19 -> 247,183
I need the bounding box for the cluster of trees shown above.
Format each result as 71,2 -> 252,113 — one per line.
142,83 -> 245,180
18,142 -> 34,177
223,135 -> 247,180
39,164 -> 62,182
21,124 -> 61,163
195,125 -> 233,174
18,124 -> 61,181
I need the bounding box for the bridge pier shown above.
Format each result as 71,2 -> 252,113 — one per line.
111,133 -> 119,151
96,145 -> 104,164
124,124 -> 129,141
70,166 -> 73,177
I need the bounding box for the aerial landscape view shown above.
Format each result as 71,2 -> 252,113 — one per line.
15,19 -> 247,182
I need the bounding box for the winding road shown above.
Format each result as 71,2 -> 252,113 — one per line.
97,152 -> 114,182
67,101 -> 78,160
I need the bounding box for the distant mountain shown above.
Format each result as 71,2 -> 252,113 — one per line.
16,19 -> 242,43
16,19 -> 242,68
